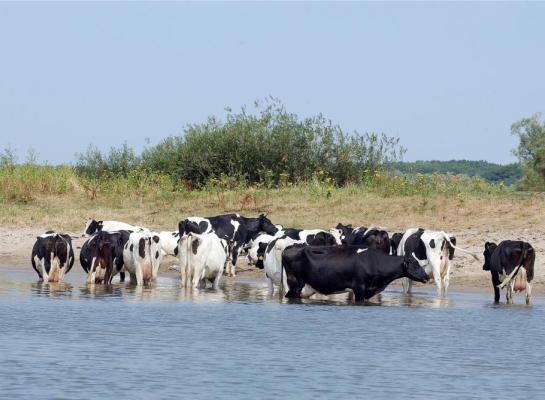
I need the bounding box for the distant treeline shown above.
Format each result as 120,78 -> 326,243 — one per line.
390,160 -> 522,186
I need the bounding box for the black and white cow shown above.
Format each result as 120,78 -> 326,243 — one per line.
123,231 -> 163,286
254,230 -> 339,293
331,223 -> 390,253
397,228 -> 478,296
80,230 -> 130,284
281,229 -> 339,245
281,245 -> 429,301
83,219 -> 145,237
483,240 -> 535,304
179,213 -> 278,276
31,231 -> 74,282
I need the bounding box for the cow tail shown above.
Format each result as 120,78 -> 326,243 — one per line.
280,258 -> 284,298
185,234 -> 191,285
441,232 -> 480,261
498,242 -> 529,290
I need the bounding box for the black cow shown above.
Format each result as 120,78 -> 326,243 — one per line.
31,231 -> 75,282
334,223 -> 390,253
281,245 -> 429,302
483,240 -> 535,304
179,213 -> 278,276
390,232 -> 403,255
80,230 -> 130,284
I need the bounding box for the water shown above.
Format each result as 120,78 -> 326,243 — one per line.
1,267 -> 544,400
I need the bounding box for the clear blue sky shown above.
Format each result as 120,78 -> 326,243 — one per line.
1,2 -> 544,164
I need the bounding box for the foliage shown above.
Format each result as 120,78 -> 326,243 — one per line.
141,98 -> 405,187
511,113 -> 545,191
75,142 -> 141,179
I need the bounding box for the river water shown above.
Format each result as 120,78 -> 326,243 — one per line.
0,267 -> 543,399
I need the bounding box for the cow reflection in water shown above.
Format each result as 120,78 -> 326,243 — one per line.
31,281 -> 74,299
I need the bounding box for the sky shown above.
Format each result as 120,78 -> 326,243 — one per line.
1,2 -> 544,165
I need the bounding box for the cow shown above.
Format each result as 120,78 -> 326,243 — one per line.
81,230 -> 130,284
331,223 -> 389,253
390,232 -> 404,255
255,236 -> 303,293
330,223 -> 356,244
158,231 -> 180,256
397,228 -> 478,296
123,231 -> 163,286
483,240 -> 535,304
31,231 -> 74,283
282,229 -> 339,245
83,219 -> 145,237
178,232 -> 229,289
246,233 -> 275,265
179,213 -> 278,276
281,245 -> 429,302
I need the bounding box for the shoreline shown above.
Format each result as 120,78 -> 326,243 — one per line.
3,226 -> 544,298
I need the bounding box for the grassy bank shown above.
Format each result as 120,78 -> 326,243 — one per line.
1,165 -> 542,234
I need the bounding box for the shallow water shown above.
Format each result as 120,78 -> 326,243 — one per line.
1,267 -> 544,400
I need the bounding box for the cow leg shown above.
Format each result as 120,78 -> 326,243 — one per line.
506,282 -> 514,304
119,271 -> 125,283
229,249 -> 239,277
267,276 -> 274,293
442,276 -> 450,297
491,274 -> 501,303
129,273 -> 137,285
401,278 -> 412,294
280,271 -> 289,297
42,259 -> 50,283
526,282 -> 532,305
135,268 -> 144,286
353,286 -> 366,302
213,270 -> 222,289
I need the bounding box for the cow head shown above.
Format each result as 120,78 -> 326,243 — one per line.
255,242 -> 268,269
483,241 -> 497,271
403,254 -> 429,283
335,223 -> 353,244
83,219 -> 102,237
86,232 -> 114,284
257,213 -> 278,235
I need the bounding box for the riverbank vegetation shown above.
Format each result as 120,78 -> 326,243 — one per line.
2,100 -> 544,230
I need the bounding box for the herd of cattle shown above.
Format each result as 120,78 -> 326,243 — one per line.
30,213 -> 536,304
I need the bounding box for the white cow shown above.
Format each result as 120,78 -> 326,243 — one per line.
178,232 -> 228,289
397,228 -> 478,296
123,231 -> 163,286
83,219 -> 145,237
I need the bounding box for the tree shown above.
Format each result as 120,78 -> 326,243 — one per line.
511,113 -> 545,191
